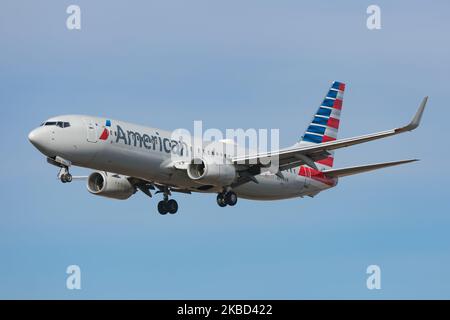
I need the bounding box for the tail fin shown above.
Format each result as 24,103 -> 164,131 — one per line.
297,81 -> 345,169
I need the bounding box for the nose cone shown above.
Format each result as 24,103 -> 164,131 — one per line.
28,129 -> 40,146
28,128 -> 49,154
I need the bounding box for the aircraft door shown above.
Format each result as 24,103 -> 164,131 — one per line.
84,119 -> 98,143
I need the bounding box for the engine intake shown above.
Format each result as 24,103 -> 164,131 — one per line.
87,172 -> 135,200
187,158 -> 236,186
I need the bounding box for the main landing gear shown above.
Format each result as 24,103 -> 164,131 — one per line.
217,191 -> 238,207
157,193 -> 178,215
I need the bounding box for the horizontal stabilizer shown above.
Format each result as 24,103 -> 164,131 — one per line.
322,159 -> 418,178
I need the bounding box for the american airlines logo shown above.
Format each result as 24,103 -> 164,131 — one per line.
99,120 -> 111,141
114,124 -> 189,156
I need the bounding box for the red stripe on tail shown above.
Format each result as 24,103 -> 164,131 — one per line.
322,135 -> 336,143
333,99 -> 343,110
298,166 -> 336,186
316,156 -> 334,167
327,117 -> 340,129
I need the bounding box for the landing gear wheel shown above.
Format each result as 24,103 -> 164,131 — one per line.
225,191 -> 238,206
157,201 -> 168,215
167,199 -> 178,214
217,194 -> 227,207
60,173 -> 72,183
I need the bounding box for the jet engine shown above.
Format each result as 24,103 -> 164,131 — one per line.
87,171 -> 136,200
187,158 -> 236,186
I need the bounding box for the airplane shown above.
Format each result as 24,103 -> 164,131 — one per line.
28,81 -> 428,215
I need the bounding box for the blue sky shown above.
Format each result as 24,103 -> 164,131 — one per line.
0,0 -> 449,299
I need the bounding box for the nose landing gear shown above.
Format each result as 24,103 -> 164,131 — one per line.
217,191 -> 238,207
47,157 -> 73,184
60,170 -> 73,183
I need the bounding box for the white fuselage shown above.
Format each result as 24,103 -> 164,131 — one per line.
28,115 -> 335,200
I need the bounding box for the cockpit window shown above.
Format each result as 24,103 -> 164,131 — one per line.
43,121 -> 71,128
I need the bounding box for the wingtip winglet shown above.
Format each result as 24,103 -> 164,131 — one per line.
410,96 -> 428,130
398,96 -> 428,132
414,96 -> 428,124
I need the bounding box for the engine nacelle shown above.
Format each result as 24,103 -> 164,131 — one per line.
187,158 -> 236,186
87,171 -> 135,200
